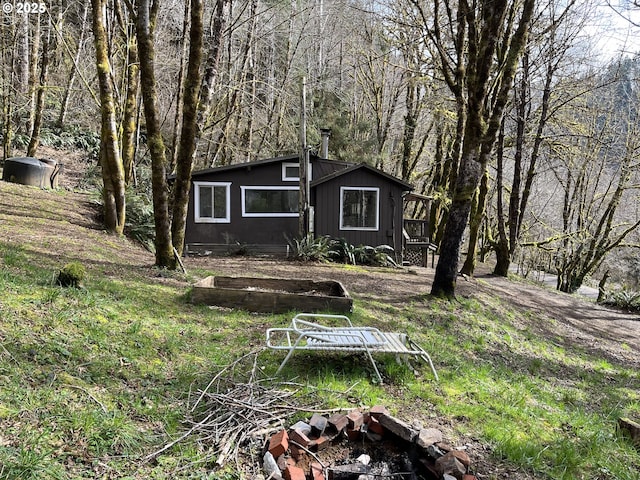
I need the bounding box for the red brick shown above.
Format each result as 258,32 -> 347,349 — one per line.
289,428 -> 311,448
290,443 -> 306,461
378,413 -> 417,442
347,410 -> 364,430
416,428 -> 443,448
450,450 -> 471,467
314,435 -> 331,451
435,452 -> 465,478
436,442 -> 454,453
269,429 -> 289,458
309,413 -> 328,435
284,465 -> 306,480
367,415 -> 385,436
369,405 -> 389,417
328,413 -> 349,432
290,421 -> 311,436
346,428 -> 361,441
311,462 -> 324,480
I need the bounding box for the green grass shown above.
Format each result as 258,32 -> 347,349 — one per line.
0,181 -> 639,479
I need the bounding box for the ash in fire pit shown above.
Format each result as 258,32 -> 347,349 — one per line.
262,406 -> 477,480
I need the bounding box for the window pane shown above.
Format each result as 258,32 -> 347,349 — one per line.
342,189 -> 377,228
196,183 -> 229,222
213,185 -> 227,218
245,189 -> 298,214
285,165 -> 299,179
199,186 -> 213,218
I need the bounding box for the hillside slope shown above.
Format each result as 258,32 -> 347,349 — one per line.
1,179 -> 639,479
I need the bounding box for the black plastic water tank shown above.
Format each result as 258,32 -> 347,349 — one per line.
1,157 -> 62,188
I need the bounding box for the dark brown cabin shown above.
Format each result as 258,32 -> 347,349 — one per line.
310,163 -> 411,255
183,153 -> 413,258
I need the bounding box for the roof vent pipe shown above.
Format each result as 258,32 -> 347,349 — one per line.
320,128 -> 331,159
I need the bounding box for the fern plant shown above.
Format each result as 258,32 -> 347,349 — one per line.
600,288 -> 640,311
290,235 -> 333,262
328,238 -> 357,264
124,190 -> 155,252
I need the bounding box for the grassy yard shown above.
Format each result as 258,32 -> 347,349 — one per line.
0,181 -> 638,479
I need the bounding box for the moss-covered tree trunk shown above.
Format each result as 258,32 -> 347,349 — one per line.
430,0 -> 536,297
26,16 -> 49,157
194,0 -> 227,162
135,0 -> 175,268
460,165 -> 489,275
493,120 -> 511,276
58,3 -> 89,128
121,24 -> 140,186
171,0 -> 204,257
91,0 -> 126,234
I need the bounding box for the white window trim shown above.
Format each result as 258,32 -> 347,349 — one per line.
241,185 -> 300,218
194,181 -> 231,223
339,186 -> 380,231
282,162 -> 312,182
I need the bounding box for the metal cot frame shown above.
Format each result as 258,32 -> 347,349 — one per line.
266,313 -> 438,383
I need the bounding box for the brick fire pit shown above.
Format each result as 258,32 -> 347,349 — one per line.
262,406 -> 478,480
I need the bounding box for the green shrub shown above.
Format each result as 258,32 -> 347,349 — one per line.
40,124 -> 100,159
356,244 -> 398,267
56,261 -> 86,288
124,190 -> 155,251
600,288 -> 640,311
290,235 -> 333,262
11,133 -> 30,150
328,237 -> 357,264
291,235 -> 398,267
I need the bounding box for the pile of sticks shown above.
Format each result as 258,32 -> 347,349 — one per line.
145,349 -> 326,473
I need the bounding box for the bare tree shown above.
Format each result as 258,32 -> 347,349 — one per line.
115,0 -> 140,186
492,0 -> 585,276
192,0 -> 228,165
57,2 -> 90,127
549,80 -> 640,292
27,10 -> 57,157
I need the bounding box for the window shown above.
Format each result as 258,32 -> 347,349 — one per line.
340,187 -> 379,231
194,182 -> 231,223
282,162 -> 312,181
241,186 -> 299,217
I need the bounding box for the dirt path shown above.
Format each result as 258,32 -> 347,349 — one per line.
465,272 -> 640,368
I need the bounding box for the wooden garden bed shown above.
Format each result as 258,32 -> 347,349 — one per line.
191,276 -> 353,313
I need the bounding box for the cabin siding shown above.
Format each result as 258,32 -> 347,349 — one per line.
185,163 -> 297,246
185,156 -> 350,248
183,155 -> 410,258
313,168 -> 404,251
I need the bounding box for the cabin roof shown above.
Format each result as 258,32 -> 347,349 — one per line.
310,162 -> 413,191
188,154 -> 298,178
188,153 -> 352,178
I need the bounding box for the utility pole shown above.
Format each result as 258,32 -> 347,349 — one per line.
298,77 -> 309,239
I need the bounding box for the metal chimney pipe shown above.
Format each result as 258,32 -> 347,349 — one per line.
320,128 -> 331,158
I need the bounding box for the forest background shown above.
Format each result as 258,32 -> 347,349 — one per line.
1,0 -> 640,296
